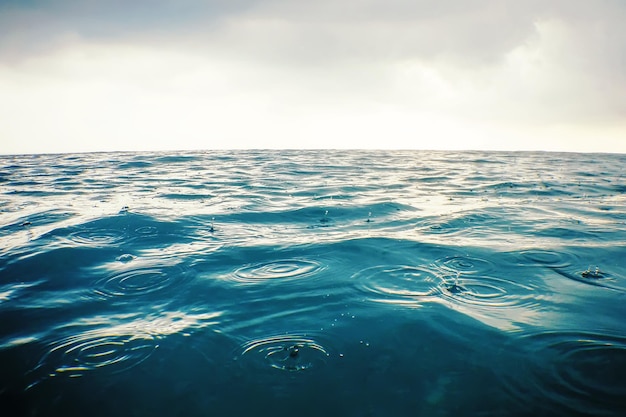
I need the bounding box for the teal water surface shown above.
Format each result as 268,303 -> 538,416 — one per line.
1,150 -> 625,416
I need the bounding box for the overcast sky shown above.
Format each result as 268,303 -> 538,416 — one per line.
1,0 -> 625,154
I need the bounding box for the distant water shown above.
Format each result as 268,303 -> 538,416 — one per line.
1,150 -> 625,416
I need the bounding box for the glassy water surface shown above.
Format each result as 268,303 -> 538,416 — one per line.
1,150 -> 625,416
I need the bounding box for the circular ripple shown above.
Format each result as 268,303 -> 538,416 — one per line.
438,274 -> 536,308
434,255 -> 495,275
94,264 -> 189,298
68,229 -> 127,246
418,219 -> 457,235
237,334 -> 330,372
232,259 -> 324,284
135,226 -> 158,236
353,265 -> 443,306
518,249 -> 576,268
503,332 -> 626,414
29,329 -> 157,386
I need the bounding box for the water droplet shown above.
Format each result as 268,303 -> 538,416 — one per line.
581,266 -> 605,279
116,254 -> 135,263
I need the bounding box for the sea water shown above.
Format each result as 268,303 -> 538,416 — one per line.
0,150 -> 625,416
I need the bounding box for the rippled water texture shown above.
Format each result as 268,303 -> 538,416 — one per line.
1,150 -> 625,416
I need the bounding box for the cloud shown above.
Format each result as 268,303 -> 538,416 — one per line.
1,0 -> 625,153
0,1 -> 247,64
2,0 -> 624,75
1,0 -> 620,65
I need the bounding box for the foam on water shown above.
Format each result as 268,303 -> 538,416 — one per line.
1,150 -> 625,416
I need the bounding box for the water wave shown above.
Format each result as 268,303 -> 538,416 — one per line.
236,333 -> 331,372
352,255 -> 546,331
27,311 -> 222,388
93,262 -> 190,299
67,228 -> 128,246
502,331 -> 626,415
2,150 -> 626,416
353,265 -> 443,306
231,259 -> 325,284
551,265 -> 625,292
439,273 -> 538,309
28,327 -> 157,388
434,254 -> 496,275
518,249 -> 577,268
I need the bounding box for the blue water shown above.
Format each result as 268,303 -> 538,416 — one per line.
1,150 -> 625,416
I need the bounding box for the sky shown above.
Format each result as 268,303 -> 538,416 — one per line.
1,0 -> 625,154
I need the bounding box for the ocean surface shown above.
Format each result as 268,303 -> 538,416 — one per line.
1,150 -> 625,416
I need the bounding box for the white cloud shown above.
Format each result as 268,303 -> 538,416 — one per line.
1,0 -> 625,153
